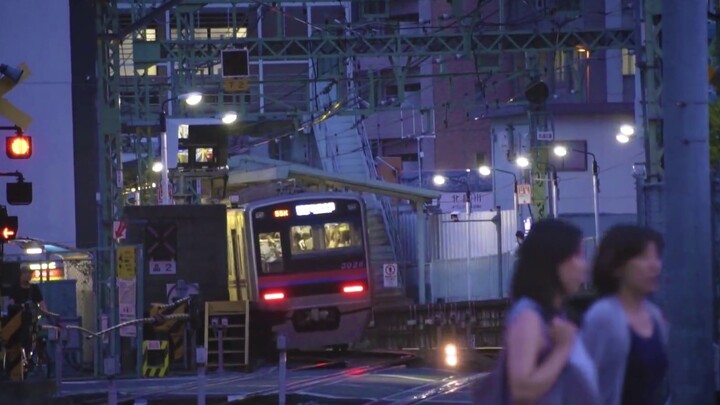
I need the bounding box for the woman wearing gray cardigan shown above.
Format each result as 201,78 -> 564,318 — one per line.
582,225 -> 668,405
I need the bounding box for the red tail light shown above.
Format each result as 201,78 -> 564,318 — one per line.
343,285 -> 364,293
263,292 -> 285,300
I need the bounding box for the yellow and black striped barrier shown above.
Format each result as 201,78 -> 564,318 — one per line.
142,340 -> 169,378
1,308 -> 26,382
168,316 -> 185,361
150,300 -> 188,362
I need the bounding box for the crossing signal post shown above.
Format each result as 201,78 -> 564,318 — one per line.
0,125 -> 33,206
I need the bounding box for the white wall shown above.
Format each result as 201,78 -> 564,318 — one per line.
490,114 -> 642,216
0,0 -> 76,246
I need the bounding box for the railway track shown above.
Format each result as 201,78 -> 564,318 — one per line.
62,350 -> 417,405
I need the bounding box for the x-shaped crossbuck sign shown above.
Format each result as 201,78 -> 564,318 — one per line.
0,63 -> 32,129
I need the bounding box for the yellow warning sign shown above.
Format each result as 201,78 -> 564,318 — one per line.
117,246 -> 137,280
0,63 -> 32,129
223,77 -> 249,93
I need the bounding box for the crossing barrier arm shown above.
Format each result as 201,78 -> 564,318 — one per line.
87,314 -> 191,339
150,296 -> 192,314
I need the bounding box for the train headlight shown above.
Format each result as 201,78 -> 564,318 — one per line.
444,343 -> 459,367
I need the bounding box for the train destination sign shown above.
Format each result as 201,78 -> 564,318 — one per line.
295,202 -> 336,216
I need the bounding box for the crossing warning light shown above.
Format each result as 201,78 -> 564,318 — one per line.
0,214 -> 18,242
6,134 -> 31,159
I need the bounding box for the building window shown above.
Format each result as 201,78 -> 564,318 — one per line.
622,48 -> 636,76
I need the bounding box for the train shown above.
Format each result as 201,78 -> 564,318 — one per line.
124,192 -> 373,357
226,193 -> 373,350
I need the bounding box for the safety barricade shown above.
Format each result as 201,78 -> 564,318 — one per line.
0,307 -> 25,381
149,299 -> 188,362
142,340 -> 170,378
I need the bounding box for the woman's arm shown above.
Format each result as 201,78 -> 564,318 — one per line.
506,310 -> 575,405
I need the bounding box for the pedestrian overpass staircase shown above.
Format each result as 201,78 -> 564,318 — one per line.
311,80 -> 406,303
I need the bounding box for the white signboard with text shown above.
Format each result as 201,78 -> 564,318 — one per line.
517,184 -> 532,205
383,263 -> 399,288
437,192 -> 489,213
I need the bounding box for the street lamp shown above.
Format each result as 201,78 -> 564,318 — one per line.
515,156 -> 530,168
553,145 -> 600,244
616,134 -> 630,144
619,124 -> 635,136
616,124 -> 635,144
553,145 -> 568,157
478,165 -> 520,230
159,92 -> 203,205
220,111 -> 238,124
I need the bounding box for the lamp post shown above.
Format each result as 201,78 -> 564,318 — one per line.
158,92 -> 203,205
549,165 -> 559,219
553,145 -> 600,244
479,165 -> 520,230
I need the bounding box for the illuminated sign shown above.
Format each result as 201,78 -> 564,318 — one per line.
295,202 -> 336,216
274,209 -> 289,218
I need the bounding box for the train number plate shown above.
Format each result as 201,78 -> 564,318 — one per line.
340,261 -> 364,270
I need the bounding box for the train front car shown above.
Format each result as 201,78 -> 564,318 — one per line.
247,194 -> 372,350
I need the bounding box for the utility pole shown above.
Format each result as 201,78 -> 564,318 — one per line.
660,0 -> 715,402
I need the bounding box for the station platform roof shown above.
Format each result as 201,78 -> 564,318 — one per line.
226,155 -> 440,203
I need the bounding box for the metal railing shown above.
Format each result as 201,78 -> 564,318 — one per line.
354,110 -> 402,282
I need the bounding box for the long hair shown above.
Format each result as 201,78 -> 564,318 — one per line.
593,224 -> 664,296
511,219 -> 583,314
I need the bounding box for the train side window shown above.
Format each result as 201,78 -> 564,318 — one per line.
323,222 -> 358,249
290,225 -> 314,254
258,232 -> 283,273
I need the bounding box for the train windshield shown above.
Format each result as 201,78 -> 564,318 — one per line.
253,199 -> 366,275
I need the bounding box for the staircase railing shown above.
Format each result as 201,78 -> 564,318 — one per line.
354,113 -> 401,276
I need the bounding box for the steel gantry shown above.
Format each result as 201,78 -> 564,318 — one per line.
95,0 -> 636,325
635,0 -> 664,231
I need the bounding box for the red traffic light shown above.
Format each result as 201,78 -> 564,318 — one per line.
6,135 -> 31,159
0,215 -> 18,242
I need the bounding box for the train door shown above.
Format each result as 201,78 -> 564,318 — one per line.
227,209 -> 250,301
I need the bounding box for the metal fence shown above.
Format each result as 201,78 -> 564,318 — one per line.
394,207 -> 519,303
391,206 -> 603,303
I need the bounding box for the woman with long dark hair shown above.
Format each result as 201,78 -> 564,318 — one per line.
502,219 -> 599,404
582,225 -> 668,405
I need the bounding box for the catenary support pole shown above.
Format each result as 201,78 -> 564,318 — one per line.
660,0 -> 715,402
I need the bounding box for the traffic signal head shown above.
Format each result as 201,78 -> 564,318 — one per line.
6,134 -> 31,159
0,215 -> 18,242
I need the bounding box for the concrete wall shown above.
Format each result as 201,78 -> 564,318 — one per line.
0,0 -> 76,246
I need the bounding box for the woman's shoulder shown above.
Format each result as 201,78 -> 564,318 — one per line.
507,297 -> 546,324
583,296 -> 624,327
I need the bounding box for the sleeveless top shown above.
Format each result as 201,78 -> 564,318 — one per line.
620,320 -> 668,405
505,298 -> 600,405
